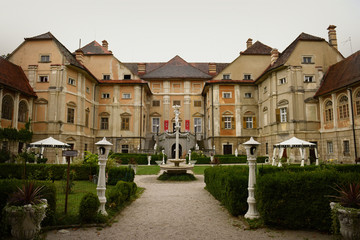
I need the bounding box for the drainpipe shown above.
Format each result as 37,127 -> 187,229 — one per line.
139,85 -> 143,150
348,88 -> 358,161
211,85 -> 215,149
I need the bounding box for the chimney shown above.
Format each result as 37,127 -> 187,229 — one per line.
75,49 -> 84,65
246,38 -> 253,49
208,63 -> 217,75
138,63 -> 146,75
270,48 -> 279,65
327,25 -> 338,50
102,40 -> 108,50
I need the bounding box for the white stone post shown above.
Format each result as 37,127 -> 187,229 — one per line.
95,137 -> 113,216
148,155 -> 151,165
243,137 -> 260,219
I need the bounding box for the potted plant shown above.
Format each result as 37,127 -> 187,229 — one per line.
4,181 -> 48,240
329,182 -> 360,240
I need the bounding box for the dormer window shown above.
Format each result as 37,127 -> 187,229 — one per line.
304,75 -> 314,83
103,74 -> 110,80
223,74 -> 231,80
124,74 -> 131,79
243,74 -> 252,80
40,55 -> 50,62
302,56 -> 313,64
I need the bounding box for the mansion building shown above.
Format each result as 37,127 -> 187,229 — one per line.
1,25 -> 359,163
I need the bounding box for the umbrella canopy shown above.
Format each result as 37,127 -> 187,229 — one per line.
29,137 -> 70,148
274,137 -> 315,148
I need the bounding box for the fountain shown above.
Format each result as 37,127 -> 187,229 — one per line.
160,105 -> 194,174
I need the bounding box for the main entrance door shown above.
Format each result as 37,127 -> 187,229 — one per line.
223,144 -> 232,155
171,144 -> 182,159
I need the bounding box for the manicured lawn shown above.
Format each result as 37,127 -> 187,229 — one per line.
192,166 -> 211,175
135,165 -> 160,175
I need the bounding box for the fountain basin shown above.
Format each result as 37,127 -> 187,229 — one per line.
160,159 -> 194,174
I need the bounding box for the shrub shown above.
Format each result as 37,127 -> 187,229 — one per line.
204,166 -> 249,216
107,181 -> 137,209
0,150 -> 10,163
107,166 -> 135,185
255,169 -> 360,232
79,192 -> 100,223
157,172 -> 196,181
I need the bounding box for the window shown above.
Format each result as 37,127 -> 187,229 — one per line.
84,144 -> 88,152
18,101 -> 28,122
264,86 -> 267,93
85,110 -> 89,127
224,117 -> 232,129
39,76 -> 48,83
68,77 -> 76,86
245,117 -> 253,128
173,84 -> 181,89
194,101 -> 201,107
124,74 -> 131,79
152,100 -> 160,107
304,75 -> 314,83
102,93 -> 110,99
339,95 -> 349,119
266,143 -> 269,155
172,122 -> 181,132
152,118 -> 160,133
244,93 -> 252,98
40,55 -> 50,62
223,92 -> 231,99
86,87 -> 90,93
325,100 -> 333,122
121,117 -> 130,130
223,74 -> 231,80
279,78 -> 287,85
194,118 -> 202,132
67,108 -> 75,123
103,74 -> 110,80
244,74 -> 252,80
356,91 -> 360,115
121,145 -> 129,153
2,95 -> 14,120
100,117 -> 109,130
343,140 -> 350,155
327,141 -> 333,154
173,100 -> 181,106
152,83 -> 161,89
302,56 -> 313,64
280,108 -> 287,122
122,93 -> 131,99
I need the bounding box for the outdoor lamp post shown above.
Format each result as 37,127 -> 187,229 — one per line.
194,124 -> 197,141
188,149 -> 191,165
95,137 -> 113,216
162,149 -> 165,165
243,137 -> 260,219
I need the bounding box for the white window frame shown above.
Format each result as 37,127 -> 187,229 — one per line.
223,74 -> 231,80
100,117 -> 109,130
68,77 -> 76,86
121,144 -> 129,153
224,117 -> 232,129
38,75 -> 49,83
102,93 -> 110,99
122,93 -> 131,99
194,118 -> 202,132
152,117 -> 160,133
244,93 -> 252,98
40,55 -> 50,62
302,56 -> 313,64
327,141 -> 333,154
343,140 -> 350,155
223,92 -> 232,99
279,77 -> 287,85
245,117 -> 253,129
304,75 -> 314,83
103,74 -> 110,80
280,108 -> 287,122
243,74 -> 252,80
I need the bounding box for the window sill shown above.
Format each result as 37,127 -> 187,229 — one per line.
301,62 -> 314,64
38,61 -> 51,63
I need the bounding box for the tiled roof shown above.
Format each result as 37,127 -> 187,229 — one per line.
315,50 -> 360,97
241,41 -> 272,55
24,32 -> 98,82
256,32 -> 325,82
77,41 -> 112,55
141,56 -> 213,79
0,58 -> 36,97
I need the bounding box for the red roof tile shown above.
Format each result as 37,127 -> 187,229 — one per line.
77,41 -> 112,55
315,50 -> 360,97
241,41 -> 272,55
0,58 -> 36,97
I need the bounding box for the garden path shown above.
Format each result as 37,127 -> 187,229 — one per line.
44,175 -> 332,240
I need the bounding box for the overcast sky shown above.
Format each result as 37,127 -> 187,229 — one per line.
1,0 -> 359,63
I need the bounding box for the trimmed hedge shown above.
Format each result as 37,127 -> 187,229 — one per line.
107,181 -> 137,209
109,153 -> 166,165
204,166 -> 249,216
189,155 -> 268,164
79,192 -> 100,223
107,167 -> 135,185
256,169 -> 360,232
0,179 -> 56,237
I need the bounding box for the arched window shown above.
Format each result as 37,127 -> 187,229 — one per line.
338,95 -> 349,119
355,91 -> 360,116
324,100 -> 333,122
18,101 -> 28,122
2,95 -> 14,120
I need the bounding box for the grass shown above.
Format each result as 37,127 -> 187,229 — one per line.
193,166 -> 211,175
135,165 -> 160,175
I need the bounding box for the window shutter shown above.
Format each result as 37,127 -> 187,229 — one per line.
231,117 -> 235,129
243,117 -> 246,129
286,108 -> 289,122
221,117 -> 225,129
276,109 -> 280,123
253,117 -> 257,128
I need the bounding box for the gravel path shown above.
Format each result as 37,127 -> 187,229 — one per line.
44,175 -> 332,240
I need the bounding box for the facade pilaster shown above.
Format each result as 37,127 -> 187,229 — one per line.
332,93 -> 338,129
235,85 -> 241,136
12,92 -> 20,128
213,85 -> 220,136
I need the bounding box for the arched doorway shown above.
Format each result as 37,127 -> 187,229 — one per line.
171,143 -> 182,159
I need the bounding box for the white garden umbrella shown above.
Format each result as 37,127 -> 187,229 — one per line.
30,137 -> 70,163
